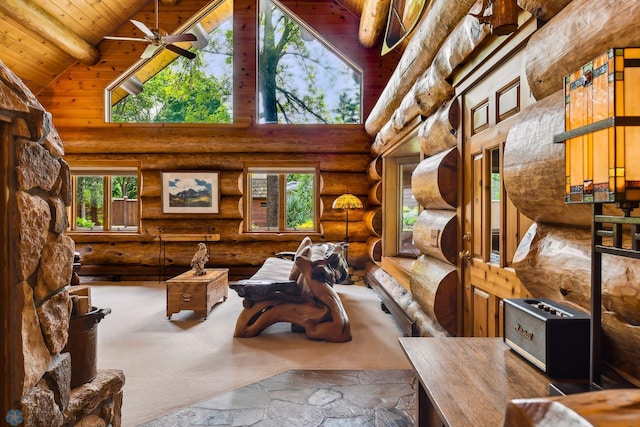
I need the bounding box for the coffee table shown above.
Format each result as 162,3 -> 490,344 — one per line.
166,268 -> 229,319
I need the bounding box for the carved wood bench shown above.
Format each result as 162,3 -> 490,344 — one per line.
230,238 -> 351,342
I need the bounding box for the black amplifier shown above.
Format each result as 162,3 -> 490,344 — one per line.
503,298 -> 590,378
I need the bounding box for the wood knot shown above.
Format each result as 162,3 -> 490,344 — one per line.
559,286 -> 568,296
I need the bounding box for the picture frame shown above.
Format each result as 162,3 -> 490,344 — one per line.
162,171 -> 220,214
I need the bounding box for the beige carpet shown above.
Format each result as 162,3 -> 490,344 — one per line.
90,280 -> 411,426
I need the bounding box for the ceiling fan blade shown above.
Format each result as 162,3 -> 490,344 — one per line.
163,34 -> 197,43
141,44 -> 161,59
130,19 -> 155,39
165,43 -> 196,60
104,36 -> 149,42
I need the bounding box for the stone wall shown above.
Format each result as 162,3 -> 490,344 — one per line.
1,60 -> 124,426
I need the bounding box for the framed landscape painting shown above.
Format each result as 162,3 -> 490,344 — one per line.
162,171 -> 220,214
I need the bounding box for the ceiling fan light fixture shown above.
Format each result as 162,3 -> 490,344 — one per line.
102,0 -> 197,60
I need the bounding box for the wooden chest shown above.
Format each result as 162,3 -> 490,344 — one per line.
166,268 -> 229,320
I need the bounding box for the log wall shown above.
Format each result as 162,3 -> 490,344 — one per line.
37,0 -> 400,277
367,0 -> 640,382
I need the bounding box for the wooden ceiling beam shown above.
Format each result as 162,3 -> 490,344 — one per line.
358,0 -> 391,48
0,0 -> 100,65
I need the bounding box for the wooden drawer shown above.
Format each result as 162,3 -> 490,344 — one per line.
168,282 -> 207,311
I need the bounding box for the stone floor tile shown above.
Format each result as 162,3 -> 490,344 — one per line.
336,383 -> 415,409
266,399 -> 324,426
140,370 -> 416,427
307,388 -> 342,406
375,408 -> 413,427
197,383 -> 271,410
322,414 -> 376,426
268,387 -> 317,404
321,398 -> 373,418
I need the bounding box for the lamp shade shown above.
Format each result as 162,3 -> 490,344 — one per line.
558,47 -> 640,205
332,193 -> 363,210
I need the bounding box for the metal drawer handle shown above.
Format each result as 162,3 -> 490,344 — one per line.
182,293 -> 192,302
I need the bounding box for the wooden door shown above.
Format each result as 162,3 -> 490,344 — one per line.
460,51 -> 534,337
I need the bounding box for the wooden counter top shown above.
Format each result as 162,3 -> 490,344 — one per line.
399,337 -> 551,426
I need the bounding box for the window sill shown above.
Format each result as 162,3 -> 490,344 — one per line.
242,231 -> 323,237
380,256 -> 416,292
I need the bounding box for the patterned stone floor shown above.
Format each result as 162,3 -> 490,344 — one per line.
139,369 -> 417,426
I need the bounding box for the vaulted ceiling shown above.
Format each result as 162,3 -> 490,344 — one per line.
0,0 -> 376,95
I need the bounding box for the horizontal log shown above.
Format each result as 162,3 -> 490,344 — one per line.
368,156 -> 382,181
505,388 -> 640,426
524,0 -> 640,100
320,196 -> 366,221
503,90 -> 592,226
140,196 -> 242,220
58,125 -> 372,154
74,239 -> 371,270
368,181 -> 382,206
367,236 -> 381,263
410,255 -> 457,336
64,152 -> 372,172
365,0 -> 478,136
371,116 -> 422,155
0,0 -> 100,65
430,14 -> 489,81
358,0 -> 391,48
392,69 -> 453,130
513,222 -> 640,326
319,172 -> 370,196
419,98 -> 459,157
516,0 -> 572,22
413,209 -> 457,265
363,207 -> 382,237
603,311 -> 640,384
377,14 -> 484,142
412,147 -> 457,209
321,220 -> 371,243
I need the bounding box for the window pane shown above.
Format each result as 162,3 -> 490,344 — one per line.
75,176 -> 104,230
490,148 -> 501,264
250,173 -> 280,230
285,173 -> 314,230
110,175 -> 139,231
258,0 -> 362,124
399,162 -> 420,256
108,2 -> 234,123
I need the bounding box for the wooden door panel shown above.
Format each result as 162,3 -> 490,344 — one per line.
461,47 -> 534,337
472,287 -> 489,337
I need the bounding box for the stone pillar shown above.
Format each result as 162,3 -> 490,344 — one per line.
1,61 -> 124,426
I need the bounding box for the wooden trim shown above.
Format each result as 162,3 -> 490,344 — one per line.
380,256 -> 414,291
453,14 -> 537,93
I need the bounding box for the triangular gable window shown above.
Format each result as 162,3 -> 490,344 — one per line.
105,0 -> 233,123
258,0 -> 362,124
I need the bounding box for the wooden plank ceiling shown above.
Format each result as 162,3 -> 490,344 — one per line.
0,0 -> 374,95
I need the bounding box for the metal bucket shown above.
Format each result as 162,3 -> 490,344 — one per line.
63,307 -> 111,388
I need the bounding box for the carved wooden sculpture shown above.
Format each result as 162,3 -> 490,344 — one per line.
231,244 -> 352,343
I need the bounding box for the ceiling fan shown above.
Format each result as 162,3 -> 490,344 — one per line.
104,0 -> 198,59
